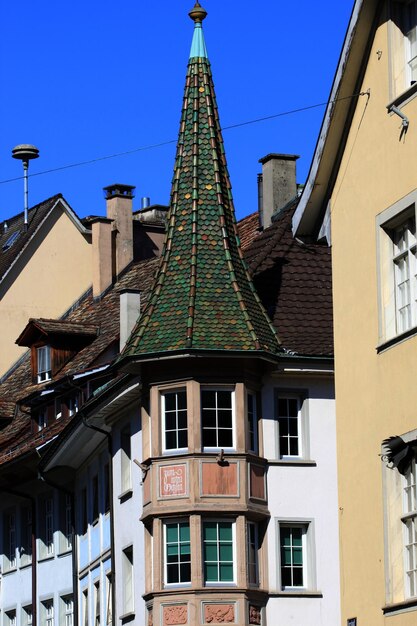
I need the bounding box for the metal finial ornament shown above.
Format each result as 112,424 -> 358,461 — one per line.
189,1 -> 207,23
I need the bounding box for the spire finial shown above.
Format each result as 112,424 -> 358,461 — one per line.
189,1 -> 207,23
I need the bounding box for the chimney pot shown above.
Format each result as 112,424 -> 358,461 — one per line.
120,289 -> 141,351
258,153 -> 299,229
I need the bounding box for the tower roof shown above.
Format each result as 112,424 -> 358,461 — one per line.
120,4 -> 280,362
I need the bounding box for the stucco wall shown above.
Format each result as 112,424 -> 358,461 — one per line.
0,207 -> 91,377
330,4 -> 417,623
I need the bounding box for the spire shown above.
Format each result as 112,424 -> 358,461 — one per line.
189,2 -> 208,58
120,4 -> 280,362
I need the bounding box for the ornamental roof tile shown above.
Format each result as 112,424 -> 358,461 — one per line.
120,9 -> 280,361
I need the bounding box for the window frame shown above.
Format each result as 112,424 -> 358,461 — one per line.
377,194 -> 417,347
247,391 -> 258,454
20,505 -> 33,566
274,390 -> 309,461
402,458 -> 417,597
277,519 -> 316,592
41,599 -> 54,626
201,387 -> 236,452
247,521 -> 260,586
163,520 -> 192,587
202,519 -> 236,586
36,345 -> 52,383
60,595 -> 74,626
120,425 -> 132,495
122,545 -> 134,615
4,509 -> 17,571
22,606 -> 33,626
161,388 -> 188,454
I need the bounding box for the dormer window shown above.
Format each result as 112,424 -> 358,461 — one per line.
37,346 -> 51,383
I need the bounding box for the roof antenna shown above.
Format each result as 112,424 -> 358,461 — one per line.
12,144 -> 39,231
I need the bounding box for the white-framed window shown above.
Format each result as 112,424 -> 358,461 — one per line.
92,475 -> 99,525
201,388 -> 235,450
162,389 -> 188,453
38,408 -> 48,432
21,506 -> 32,566
66,395 -> 78,417
59,493 -> 72,553
94,581 -> 101,626
120,425 -> 132,494
164,520 -> 191,585
39,496 -> 54,558
247,521 -> 259,585
390,0 -> 417,95
5,610 -> 16,626
403,458 -> 417,596
82,590 -> 88,626
377,194 -> 417,343
247,391 -> 258,453
403,0 -> 417,84
203,520 -> 235,585
4,509 -> 17,571
277,521 -> 315,590
22,606 -> 33,626
122,545 -> 134,614
37,346 -> 51,383
276,394 -> 306,459
41,600 -> 54,626
105,573 -> 113,625
60,596 -> 74,626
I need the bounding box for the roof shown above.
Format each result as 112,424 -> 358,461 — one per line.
0,256 -> 159,463
245,202 -> 333,357
293,0 -> 379,237
120,7 -> 280,361
16,318 -> 99,347
0,194 -> 90,285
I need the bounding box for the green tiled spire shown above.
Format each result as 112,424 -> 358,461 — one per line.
121,3 -> 280,360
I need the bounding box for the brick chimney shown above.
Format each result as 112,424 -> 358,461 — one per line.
103,184 -> 135,277
258,154 -> 299,229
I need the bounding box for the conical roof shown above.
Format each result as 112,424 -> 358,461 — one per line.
121,4 -> 280,361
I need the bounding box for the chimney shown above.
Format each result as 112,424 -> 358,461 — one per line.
258,154 -> 299,229
120,289 -> 141,350
103,184 -> 135,277
91,217 -> 114,298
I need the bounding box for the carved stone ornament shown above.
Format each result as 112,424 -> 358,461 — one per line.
163,604 -> 188,625
204,603 -> 235,623
249,605 -> 261,625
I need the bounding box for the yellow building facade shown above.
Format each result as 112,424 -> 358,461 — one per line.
294,0 -> 417,623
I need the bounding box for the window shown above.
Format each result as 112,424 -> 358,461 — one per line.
41,600 -> 54,626
390,1 -> 417,95
201,389 -> 234,450
162,390 -> 188,452
247,522 -> 259,585
279,523 -> 310,590
66,395 -> 78,417
403,0 -> 417,85
92,475 -> 99,525
247,392 -> 258,453
45,497 -> 54,556
38,408 -> 48,431
61,596 -> 73,626
403,459 -> 417,596
276,395 -> 304,458
164,521 -> 191,585
104,464 -> 110,515
4,510 -> 17,570
37,346 -> 51,383
82,590 -> 88,626
105,573 -> 113,625
5,610 -> 16,626
120,426 -> 132,494
21,506 -> 32,566
94,581 -> 101,626
22,606 -> 32,626
122,546 -> 134,614
59,493 -> 72,553
203,521 -> 235,584
55,398 -> 62,420
377,199 -> 417,343
80,487 -> 88,535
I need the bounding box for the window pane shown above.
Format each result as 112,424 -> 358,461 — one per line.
202,390 -> 216,408
203,429 -> 217,447
202,409 -> 216,428
217,410 -> 232,428
217,391 -> 232,408
218,429 -> 233,447
219,564 -> 233,581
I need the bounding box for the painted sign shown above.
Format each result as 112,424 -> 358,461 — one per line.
159,464 -> 187,498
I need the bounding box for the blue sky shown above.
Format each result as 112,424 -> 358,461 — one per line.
0,1 -> 354,222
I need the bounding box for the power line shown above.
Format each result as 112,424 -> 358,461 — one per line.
0,91 -> 368,186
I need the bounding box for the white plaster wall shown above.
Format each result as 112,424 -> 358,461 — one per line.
262,372 -> 340,625
113,404 -> 145,624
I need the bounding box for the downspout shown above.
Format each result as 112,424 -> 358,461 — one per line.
2,488 -> 37,626
37,470 -> 78,626
81,415 -> 116,625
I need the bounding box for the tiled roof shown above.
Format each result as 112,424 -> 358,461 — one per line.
120,10 -> 280,361
16,318 -> 99,346
244,203 -> 333,357
0,256 -> 159,463
0,195 -> 62,282
237,211 -> 260,251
